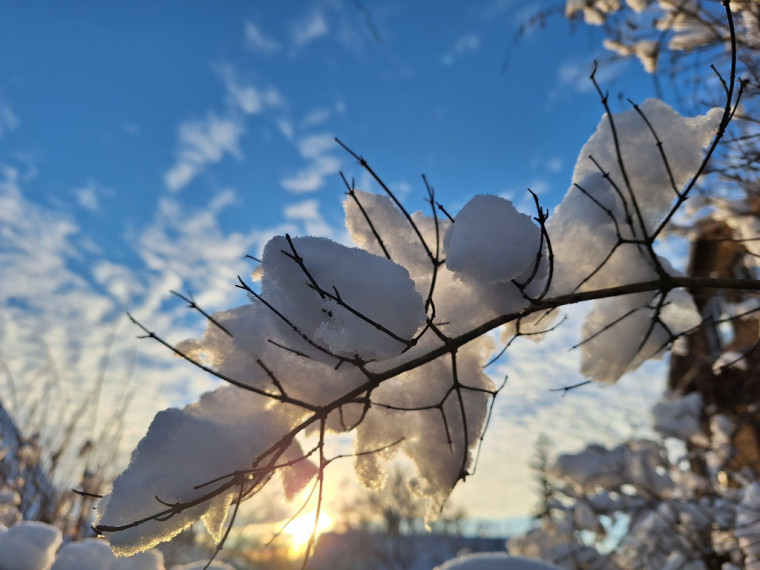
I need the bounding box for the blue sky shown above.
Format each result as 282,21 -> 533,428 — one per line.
0,1 -> 666,522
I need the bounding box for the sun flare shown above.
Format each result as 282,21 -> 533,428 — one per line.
285,511 -> 333,556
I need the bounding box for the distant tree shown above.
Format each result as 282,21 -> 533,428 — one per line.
89,2 -> 760,569
530,435 -> 556,521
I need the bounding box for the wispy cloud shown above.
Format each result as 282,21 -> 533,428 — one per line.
0,165 -> 161,473
302,108 -> 332,128
281,133 -> 341,194
283,199 -> 333,236
74,181 -> 111,213
297,133 -> 336,159
275,118 -> 295,140
218,64 -> 283,116
453,33 -> 481,56
164,113 -> 244,192
244,21 -> 281,55
75,185 -> 99,212
164,67 -> 285,192
440,33 -> 481,66
552,58 -> 628,99
0,163 -> 310,472
281,156 -> 341,193
0,98 -> 19,139
292,11 -> 328,46
482,0 -> 516,18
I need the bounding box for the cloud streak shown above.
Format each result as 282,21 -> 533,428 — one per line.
244,21 -> 282,54
292,11 -> 328,46
164,67 -> 283,192
0,97 -> 18,139
283,199 -> 332,236
0,164 -> 302,481
164,113 -> 244,192
281,133 -> 341,194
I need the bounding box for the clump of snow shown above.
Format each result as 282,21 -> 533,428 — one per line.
604,38 -> 659,72
435,552 -> 561,570
51,538 -> 165,570
736,483 -> 760,565
705,414 -> 734,478
509,514 -> 610,568
553,441 -> 672,498
261,235 -> 426,362
353,339 -> 495,518
344,190 -> 539,336
712,350 -> 748,374
653,392 -> 703,440
579,288 -> 701,384
97,388 -> 309,555
177,303 -> 368,408
345,189 -> 444,283
565,0 -> 621,25
0,521 -> 62,570
657,0 -> 717,52
444,195 -> 541,285
548,99 -> 721,294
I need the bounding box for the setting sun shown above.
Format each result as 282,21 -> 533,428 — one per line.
285,511 -> 334,556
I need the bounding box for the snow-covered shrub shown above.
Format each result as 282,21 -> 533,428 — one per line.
499,2 -> 760,568
507,390 -> 760,569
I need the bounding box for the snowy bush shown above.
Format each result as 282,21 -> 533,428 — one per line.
506,392 -> 760,569
497,1 -> 760,568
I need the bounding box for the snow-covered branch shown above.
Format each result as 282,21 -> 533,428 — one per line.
89,5 -> 760,568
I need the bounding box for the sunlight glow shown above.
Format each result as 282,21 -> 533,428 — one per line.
285,511 -> 333,556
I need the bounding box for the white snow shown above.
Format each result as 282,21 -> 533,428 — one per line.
51,538 -> 165,569
0,521 -> 62,570
712,350 -> 748,373
96,388 -> 310,555
434,552 -> 561,569
260,235 -> 426,362
552,441 -> 672,497
548,99 -> 721,294
653,392 -> 703,440
444,195 -> 541,285
565,0 -> 621,25
547,99 -> 719,384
